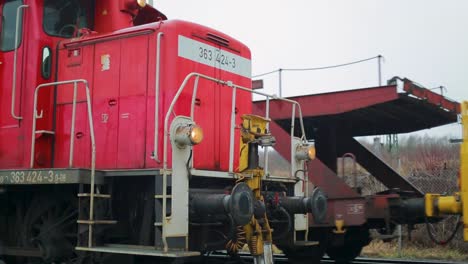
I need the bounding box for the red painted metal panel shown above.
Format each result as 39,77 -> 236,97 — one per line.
0,0 -> 73,169
117,35 -> 149,168
193,78 -> 218,169
92,41 -> 121,168
0,46 -> 23,128
55,44 -> 96,168
307,159 -> 361,199
3,18 -> 251,172
0,46 -> 25,165
254,85 -> 399,120
403,80 -> 460,113
57,46 -> 95,104
94,0 -> 133,33
54,103 -> 91,168
0,8 -> 26,168
153,21 -> 252,172
217,78 -> 252,172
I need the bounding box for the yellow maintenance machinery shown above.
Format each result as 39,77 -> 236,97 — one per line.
237,115 -> 275,264
233,114 -> 326,263
424,101 -> 468,241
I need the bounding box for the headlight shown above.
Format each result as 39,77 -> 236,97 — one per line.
137,0 -> 147,8
295,144 -> 316,161
189,125 -> 204,145
174,124 -> 204,148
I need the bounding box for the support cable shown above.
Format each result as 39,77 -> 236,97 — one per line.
253,55 -> 383,78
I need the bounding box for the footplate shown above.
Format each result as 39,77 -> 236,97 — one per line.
75,244 -> 200,258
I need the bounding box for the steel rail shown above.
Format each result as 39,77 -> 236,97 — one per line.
206,252 -> 466,264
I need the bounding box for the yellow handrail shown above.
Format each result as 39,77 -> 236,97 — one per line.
461,101 -> 468,241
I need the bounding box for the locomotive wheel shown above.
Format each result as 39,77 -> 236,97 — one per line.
22,195 -> 79,263
283,246 -> 325,264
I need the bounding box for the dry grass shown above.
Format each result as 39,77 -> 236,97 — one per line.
362,240 -> 468,261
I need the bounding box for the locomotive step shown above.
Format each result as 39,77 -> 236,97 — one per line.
75,244 -> 200,257
78,193 -> 111,198
77,220 -> 118,225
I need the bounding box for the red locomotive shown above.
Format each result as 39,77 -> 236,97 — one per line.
3,1 -> 464,264
0,1 -> 326,263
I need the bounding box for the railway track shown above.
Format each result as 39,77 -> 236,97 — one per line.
323,256 -> 467,264
204,252 -> 467,264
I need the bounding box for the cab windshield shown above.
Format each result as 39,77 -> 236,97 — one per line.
43,0 -> 94,38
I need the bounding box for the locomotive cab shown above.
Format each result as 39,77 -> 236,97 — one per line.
0,0 -> 95,168
0,0 -> 166,168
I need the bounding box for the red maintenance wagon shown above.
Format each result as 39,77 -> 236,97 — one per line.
254,77 -> 461,262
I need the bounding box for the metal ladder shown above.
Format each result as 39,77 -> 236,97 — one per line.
154,171 -> 172,250
31,79 -> 116,248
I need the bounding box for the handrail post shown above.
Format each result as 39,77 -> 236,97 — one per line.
30,87 -> 40,168
190,76 -> 200,120
153,32 -> 164,163
11,5 -> 28,120
228,84 -> 237,173
290,104 -> 296,178
295,103 -> 306,140
264,97 -> 270,176
69,81 -> 78,167
84,82 -> 96,247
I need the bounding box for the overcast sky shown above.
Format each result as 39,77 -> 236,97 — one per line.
155,0 -> 468,138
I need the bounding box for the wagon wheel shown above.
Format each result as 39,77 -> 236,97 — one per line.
21,195 -> 83,263
326,243 -> 363,264
283,246 -> 325,264
325,228 -> 370,264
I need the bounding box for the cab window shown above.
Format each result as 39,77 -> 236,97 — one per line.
43,0 -> 93,38
0,0 -> 24,52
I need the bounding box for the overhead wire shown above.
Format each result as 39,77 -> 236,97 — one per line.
252,55 -> 383,78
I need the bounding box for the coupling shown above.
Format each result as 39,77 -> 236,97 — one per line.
280,188 -> 328,223
190,182 -> 255,226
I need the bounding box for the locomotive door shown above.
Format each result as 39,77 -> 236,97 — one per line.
116,35 -> 149,168
0,0 -> 28,167
0,0 -> 26,128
